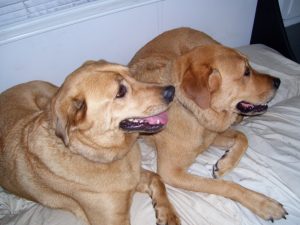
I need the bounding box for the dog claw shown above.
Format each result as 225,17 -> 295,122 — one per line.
270,217 -> 274,223
212,151 -> 227,178
212,150 -> 234,178
220,154 -> 226,160
213,163 -> 219,171
283,215 -> 286,219
212,163 -> 219,178
281,209 -> 288,220
220,150 -> 229,160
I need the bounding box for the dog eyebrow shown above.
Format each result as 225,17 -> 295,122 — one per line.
244,59 -> 250,67
115,74 -> 125,83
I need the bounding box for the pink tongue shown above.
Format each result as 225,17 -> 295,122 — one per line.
242,102 -> 254,108
145,111 -> 168,125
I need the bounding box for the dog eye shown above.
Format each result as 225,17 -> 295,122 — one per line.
116,84 -> 127,98
244,67 -> 250,76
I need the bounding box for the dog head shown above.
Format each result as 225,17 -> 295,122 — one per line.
51,60 -> 174,162
177,44 -> 280,116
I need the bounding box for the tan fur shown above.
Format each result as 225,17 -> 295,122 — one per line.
129,27 -> 287,221
0,61 -> 180,225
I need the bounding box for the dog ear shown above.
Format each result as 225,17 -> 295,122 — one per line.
52,93 -> 87,146
181,64 -> 221,109
208,69 -> 221,92
82,60 -> 109,67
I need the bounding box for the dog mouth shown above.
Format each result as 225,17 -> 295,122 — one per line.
119,111 -> 168,133
236,101 -> 268,115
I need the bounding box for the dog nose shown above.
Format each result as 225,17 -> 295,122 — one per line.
273,77 -> 281,89
163,85 -> 175,103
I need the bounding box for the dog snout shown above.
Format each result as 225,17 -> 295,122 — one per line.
163,85 -> 175,103
273,77 -> 281,89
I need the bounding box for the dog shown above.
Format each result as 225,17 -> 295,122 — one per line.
0,60 -> 181,225
129,27 -> 287,221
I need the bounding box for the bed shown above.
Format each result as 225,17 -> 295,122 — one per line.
1,44 -> 300,225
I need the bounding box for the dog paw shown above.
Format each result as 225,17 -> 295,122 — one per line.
255,197 -> 288,222
212,150 -> 231,178
155,205 -> 181,225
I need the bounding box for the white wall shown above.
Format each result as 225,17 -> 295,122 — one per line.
0,0 -> 257,92
279,0 -> 300,27
161,0 -> 257,47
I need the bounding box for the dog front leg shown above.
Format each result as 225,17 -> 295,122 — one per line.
212,129 -> 248,178
159,167 -> 287,222
136,169 -> 181,225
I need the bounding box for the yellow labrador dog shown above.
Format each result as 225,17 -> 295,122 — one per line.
0,60 -> 180,225
129,28 -> 287,222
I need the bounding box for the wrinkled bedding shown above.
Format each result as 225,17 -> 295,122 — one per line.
1,44 -> 300,225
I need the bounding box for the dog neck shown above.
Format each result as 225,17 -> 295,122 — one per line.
67,129 -> 139,164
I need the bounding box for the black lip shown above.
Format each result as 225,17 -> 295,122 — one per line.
119,119 -> 164,133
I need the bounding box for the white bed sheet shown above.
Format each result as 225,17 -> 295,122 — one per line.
1,44 -> 300,225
